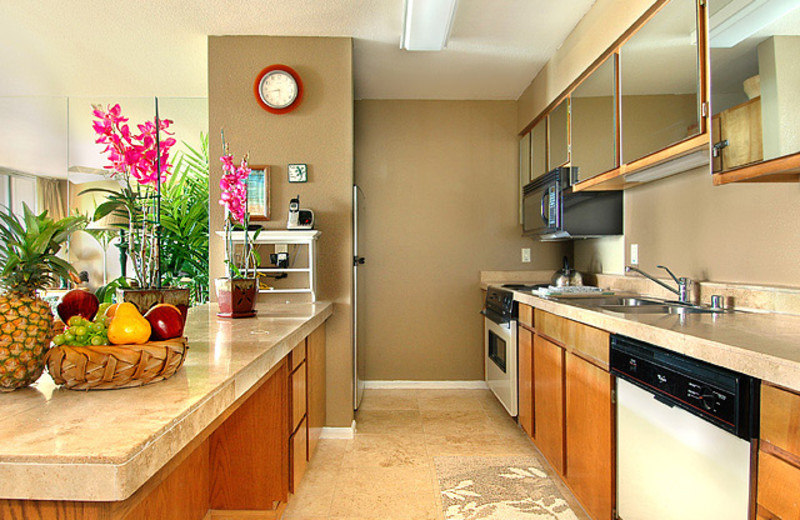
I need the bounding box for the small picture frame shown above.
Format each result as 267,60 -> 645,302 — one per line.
246,165 -> 271,221
288,163 -> 308,183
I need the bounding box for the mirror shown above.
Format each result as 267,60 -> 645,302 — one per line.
571,56 -> 617,182
621,0 -> 701,164
548,99 -> 569,170
0,96 -> 208,294
709,0 -> 800,172
530,118 -> 548,181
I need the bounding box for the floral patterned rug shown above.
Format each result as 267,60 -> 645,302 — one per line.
434,456 -> 579,520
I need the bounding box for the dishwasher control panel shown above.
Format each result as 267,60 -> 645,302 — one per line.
610,334 -> 756,440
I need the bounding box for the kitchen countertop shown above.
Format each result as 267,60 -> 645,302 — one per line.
502,285 -> 800,393
0,302 -> 333,502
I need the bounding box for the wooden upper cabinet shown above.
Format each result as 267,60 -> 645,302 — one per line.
571,56 -> 617,184
710,0 -> 800,184
530,118 -> 548,181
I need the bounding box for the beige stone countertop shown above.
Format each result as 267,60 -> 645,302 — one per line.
0,302 -> 333,502
506,288 -> 800,394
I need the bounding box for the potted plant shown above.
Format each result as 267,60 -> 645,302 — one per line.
216,135 -> 260,319
0,204 -> 85,391
86,103 -> 189,314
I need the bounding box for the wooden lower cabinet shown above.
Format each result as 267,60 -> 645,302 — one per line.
533,333 -> 565,474
518,325 -> 534,438
290,417 -> 309,493
565,352 -> 614,520
307,323 -> 326,458
757,383 -> 800,520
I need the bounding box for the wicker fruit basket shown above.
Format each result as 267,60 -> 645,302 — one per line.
45,338 -> 187,390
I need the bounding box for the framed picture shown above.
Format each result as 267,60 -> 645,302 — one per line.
246,165 -> 271,221
288,163 -> 308,183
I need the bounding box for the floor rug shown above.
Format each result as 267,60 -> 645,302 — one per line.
434,456 -> 579,520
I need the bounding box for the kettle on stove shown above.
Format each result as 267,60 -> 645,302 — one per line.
551,256 -> 583,287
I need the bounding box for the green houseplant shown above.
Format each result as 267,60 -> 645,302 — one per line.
0,204 -> 85,391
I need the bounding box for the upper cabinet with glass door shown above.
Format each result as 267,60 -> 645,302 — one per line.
618,0 -> 708,179
709,0 -> 800,184
571,56 -> 617,183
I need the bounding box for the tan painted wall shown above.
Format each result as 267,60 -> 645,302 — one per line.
355,100 -> 567,381
517,0 -> 800,288
208,36 -> 354,427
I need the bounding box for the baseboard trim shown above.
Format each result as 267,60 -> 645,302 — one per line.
320,420 -> 356,439
363,380 -> 489,389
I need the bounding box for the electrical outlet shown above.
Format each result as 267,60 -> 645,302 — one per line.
522,248 -> 531,263
275,244 -> 288,254
630,244 -> 639,265
269,252 -> 290,268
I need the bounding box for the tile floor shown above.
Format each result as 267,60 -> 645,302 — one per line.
283,388 -> 590,520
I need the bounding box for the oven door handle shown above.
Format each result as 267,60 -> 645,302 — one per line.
481,308 -> 512,327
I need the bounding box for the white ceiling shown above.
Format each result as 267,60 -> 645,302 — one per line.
0,0 -> 596,100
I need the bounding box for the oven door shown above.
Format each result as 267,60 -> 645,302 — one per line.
484,315 -> 518,416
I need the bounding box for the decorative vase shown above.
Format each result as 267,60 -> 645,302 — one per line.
116,287 -> 190,321
215,278 -> 258,319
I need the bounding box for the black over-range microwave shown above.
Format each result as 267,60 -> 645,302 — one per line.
522,167 -> 623,241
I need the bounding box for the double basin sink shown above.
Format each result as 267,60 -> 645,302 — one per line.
552,295 -> 726,315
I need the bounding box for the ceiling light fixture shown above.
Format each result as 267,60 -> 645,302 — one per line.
624,150 -> 709,183
708,0 -> 800,48
400,0 -> 458,51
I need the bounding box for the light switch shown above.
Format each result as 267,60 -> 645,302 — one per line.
630,244 -> 639,265
522,248 -> 531,263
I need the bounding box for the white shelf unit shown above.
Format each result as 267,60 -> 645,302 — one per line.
218,229 -> 321,302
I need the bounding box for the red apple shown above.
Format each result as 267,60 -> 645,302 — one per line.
145,304 -> 185,341
57,289 -> 99,323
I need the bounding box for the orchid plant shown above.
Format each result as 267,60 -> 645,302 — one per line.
219,132 -> 260,280
86,103 -> 176,289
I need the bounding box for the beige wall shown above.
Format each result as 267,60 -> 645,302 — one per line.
355,100 -> 567,381
518,0 -> 800,288
208,36 -> 354,427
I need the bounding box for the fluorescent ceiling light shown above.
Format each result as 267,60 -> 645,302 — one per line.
624,150 -> 709,183
709,0 -> 800,48
400,0 -> 458,51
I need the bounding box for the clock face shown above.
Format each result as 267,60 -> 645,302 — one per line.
259,71 -> 298,109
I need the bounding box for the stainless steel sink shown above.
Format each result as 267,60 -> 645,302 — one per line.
551,294 -> 725,315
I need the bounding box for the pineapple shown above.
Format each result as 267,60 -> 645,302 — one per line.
0,204 -> 84,391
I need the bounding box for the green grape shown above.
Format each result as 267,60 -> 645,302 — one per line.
52,334 -> 66,346
68,316 -> 82,327
90,336 -> 104,346
73,326 -> 88,337
63,332 -> 75,343
96,303 -> 111,319
91,322 -> 105,333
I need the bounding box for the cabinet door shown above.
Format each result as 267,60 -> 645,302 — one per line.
518,326 -> 534,438
565,352 -> 614,520
720,98 -> 763,171
757,450 -> 800,520
533,334 -> 564,474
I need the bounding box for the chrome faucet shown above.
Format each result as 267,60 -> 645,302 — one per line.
625,265 -> 690,303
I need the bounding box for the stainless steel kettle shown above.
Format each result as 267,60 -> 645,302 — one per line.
551,256 -> 583,287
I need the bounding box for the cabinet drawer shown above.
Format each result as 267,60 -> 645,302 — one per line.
291,362 -> 307,434
290,339 -> 307,372
519,304 -> 533,329
290,417 -> 308,493
534,309 -> 609,366
757,450 -> 800,519
761,384 -> 800,458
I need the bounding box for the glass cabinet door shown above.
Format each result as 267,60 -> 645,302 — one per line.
571,56 -> 617,183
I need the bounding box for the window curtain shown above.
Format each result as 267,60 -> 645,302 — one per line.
37,178 -> 67,220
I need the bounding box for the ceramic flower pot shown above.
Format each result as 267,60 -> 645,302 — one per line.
116,287 -> 190,322
215,278 -> 258,319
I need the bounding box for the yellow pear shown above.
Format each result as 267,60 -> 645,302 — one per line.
108,302 -> 152,345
